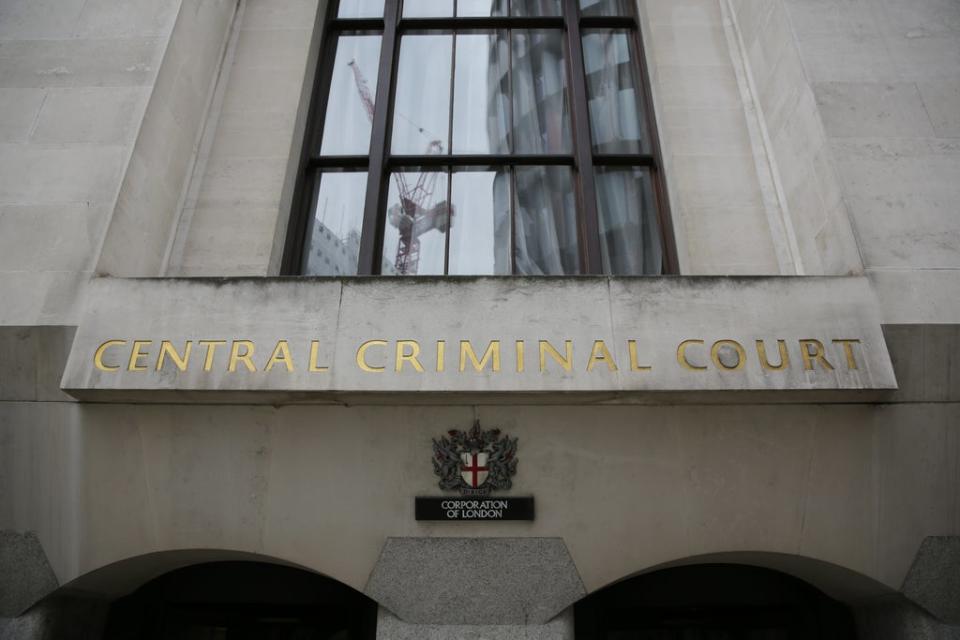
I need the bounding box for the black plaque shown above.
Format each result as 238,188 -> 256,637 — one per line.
415,497 -> 535,521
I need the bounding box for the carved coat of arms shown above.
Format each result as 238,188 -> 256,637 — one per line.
432,421 -> 518,496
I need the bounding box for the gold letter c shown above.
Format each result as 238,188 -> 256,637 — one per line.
357,340 -> 387,373
94,340 -> 126,372
677,340 -> 707,371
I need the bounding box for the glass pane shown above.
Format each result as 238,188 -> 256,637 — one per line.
381,171 -> 450,275
392,35 -> 453,155
512,30 -> 572,154
337,0 -> 384,18
579,0 -> 636,17
302,172 -> 367,276
449,170 -> 511,275
514,166 -> 579,275
511,0 -> 562,15
320,36 -> 383,155
452,33 -> 509,154
595,167 -> 662,275
458,0 -> 508,16
402,0 -> 453,17
582,30 -> 649,153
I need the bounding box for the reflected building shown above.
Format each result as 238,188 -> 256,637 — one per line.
484,22 -> 578,275
306,223 -> 361,277
307,221 -> 399,277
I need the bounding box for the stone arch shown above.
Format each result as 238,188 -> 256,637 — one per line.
9,549 -> 378,640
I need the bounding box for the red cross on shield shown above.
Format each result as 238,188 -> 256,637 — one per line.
460,451 -> 489,488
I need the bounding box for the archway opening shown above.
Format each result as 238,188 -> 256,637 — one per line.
103,561 -> 376,640
575,564 -> 857,640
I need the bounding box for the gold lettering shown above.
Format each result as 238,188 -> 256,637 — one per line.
587,340 -> 618,372
539,340 -> 573,373
800,339 -> 834,371
833,339 -> 861,370
228,340 -> 256,372
127,340 -> 152,372
677,340 -> 707,371
710,339 -> 746,372
516,340 -> 525,373
460,340 -> 501,373
199,340 -> 226,372
156,340 -> 192,372
436,340 -> 446,372
265,340 -> 294,372
309,340 -> 329,372
756,339 -> 789,371
395,340 -> 425,373
94,339 -> 126,372
357,340 -> 387,373
627,340 -> 652,372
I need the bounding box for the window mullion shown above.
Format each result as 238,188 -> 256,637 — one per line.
444,13 -> 457,275
357,0 -> 401,275
562,0 -> 603,275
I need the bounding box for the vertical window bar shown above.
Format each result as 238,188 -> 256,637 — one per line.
509,167 -> 518,274
358,0 -> 402,274
444,6 -> 457,274
563,0 -> 602,274
506,24 -> 517,273
507,25 -> 514,154
281,0 -> 340,275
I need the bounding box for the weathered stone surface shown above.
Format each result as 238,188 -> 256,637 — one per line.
0,531 -> 58,617
365,538 -> 584,626
0,327 -> 76,402
903,537 -> 960,625
855,594 -> 960,640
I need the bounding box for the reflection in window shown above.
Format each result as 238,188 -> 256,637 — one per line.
406,0 -> 561,17
291,0 -> 671,277
582,30 -> 648,154
402,0 -> 453,17
302,172 -> 368,276
452,33 -> 509,154
456,0 -> 507,17
512,30 -> 571,154
392,35 -> 453,155
319,36 -> 382,156
449,171 -> 511,275
579,0 -> 636,16
596,168 -> 662,275
381,172 -> 451,276
510,0 -> 562,16
337,0 -> 385,18
515,166 -> 579,275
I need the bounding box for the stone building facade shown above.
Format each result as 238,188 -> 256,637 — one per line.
1,0 -> 959,638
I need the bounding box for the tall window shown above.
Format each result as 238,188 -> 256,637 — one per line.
283,0 -> 675,276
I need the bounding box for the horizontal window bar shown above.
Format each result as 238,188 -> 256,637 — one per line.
387,154 -> 576,167
398,16 -> 565,30
327,18 -> 385,31
592,154 -> 656,166
579,16 -> 637,29
309,156 -> 370,169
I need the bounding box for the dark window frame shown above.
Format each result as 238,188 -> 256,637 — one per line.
282,0 -> 678,276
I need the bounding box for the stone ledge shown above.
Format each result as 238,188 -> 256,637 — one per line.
60,276 -> 898,399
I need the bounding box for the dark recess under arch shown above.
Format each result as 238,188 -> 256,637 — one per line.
574,563 -> 858,640
103,561 -> 377,640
